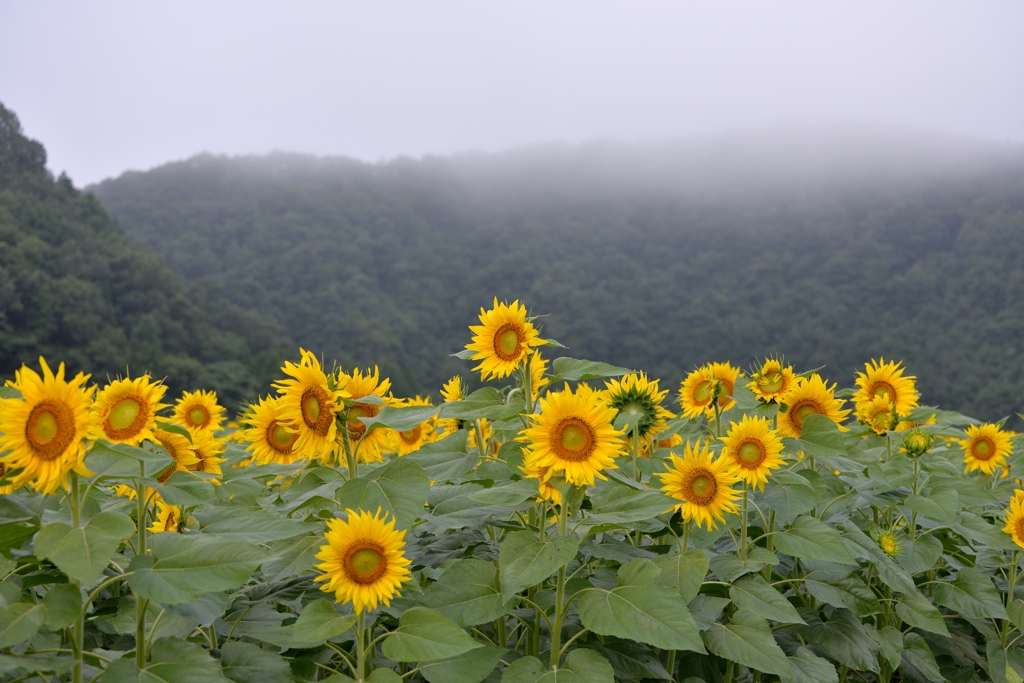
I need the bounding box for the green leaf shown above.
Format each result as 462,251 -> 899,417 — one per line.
804,569 -> 882,617
871,624 -> 903,669
781,647 -> 838,683
800,609 -> 879,673
548,358 -> 631,383
587,485 -> 673,525
34,511 -> 135,585
89,440 -> 173,474
291,599 -> 357,642
1009,599 -> 1024,634
653,550 -> 708,603
0,602 -> 45,648
934,567 -> 1008,620
404,431 -> 476,481
438,388 -> 525,421
701,609 -> 791,677
839,523 -> 917,594
194,507 -> 313,542
0,653 -> 74,675
956,511 -> 1019,551
367,671 -> 403,683
589,640 -> 672,681
335,457 -> 430,530
102,636 -> 227,683
381,607 -> 482,662
900,632 -> 943,682
709,548 -> 778,582
41,583 -> 82,630
499,531 -> 579,600
128,533 -> 268,605
774,515 -> 855,565
904,488 -> 958,523
729,574 -> 805,624
469,480 -> 540,506
894,589 -> 950,637
795,414 -> 848,458
262,535 -> 322,582
760,471 -> 818,525
895,534 -> 943,575
576,560 -> 705,653
360,404 -> 440,433
220,641 -> 292,683
420,559 -> 513,627
419,643 -> 505,683
687,595 -> 732,631
502,648 -> 615,683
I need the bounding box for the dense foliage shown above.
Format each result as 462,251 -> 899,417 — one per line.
90,133 -> 1024,424
0,103 -> 287,411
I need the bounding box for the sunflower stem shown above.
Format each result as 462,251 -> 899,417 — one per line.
682,520 -> 691,553
68,472 -> 84,683
356,610 -> 366,682
523,358 -> 534,415
740,481 -> 749,561
762,510 -> 775,582
665,650 -> 676,682
474,420 -> 488,461
549,501 -> 570,670
135,462 -> 149,668
339,416 -> 358,480
1003,550 -> 1020,646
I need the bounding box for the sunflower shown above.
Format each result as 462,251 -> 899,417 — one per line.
173,390 -> 226,433
679,366 -> 718,419
93,375 -> 169,446
777,374 -> 851,438
853,358 -> 918,417
243,396 -> 303,465
855,395 -> 898,435
530,351 -> 550,402
520,460 -> 562,505
274,350 -> 348,461
152,428 -> 200,484
393,396 -> 436,456
657,439 -> 741,531
520,383 -> 626,487
707,362 -> 743,413
601,373 -> 674,442
315,508 -> 412,613
721,414 -> 784,490
0,357 -> 97,495
467,418 -> 494,453
872,528 -> 902,557
901,428 -> 933,457
338,366 -> 395,464
466,298 -> 543,380
437,376 -> 464,438
0,463 -> 13,495
148,501 -> 181,534
188,428 -> 225,479
1002,489 -> 1024,550
960,423 -> 1013,475
748,358 -> 796,403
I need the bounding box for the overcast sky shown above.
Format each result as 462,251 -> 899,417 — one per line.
2,1 -> 1022,186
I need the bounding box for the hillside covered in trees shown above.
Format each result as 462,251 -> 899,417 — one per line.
0,102 -> 287,410
90,127 -> 1024,424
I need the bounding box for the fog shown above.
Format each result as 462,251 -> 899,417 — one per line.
2,1 -> 1023,186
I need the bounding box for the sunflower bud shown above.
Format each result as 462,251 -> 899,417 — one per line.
903,428 -> 932,457
184,515 -> 200,531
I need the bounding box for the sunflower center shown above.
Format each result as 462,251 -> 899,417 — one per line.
737,441 -> 765,467
347,402 -> 381,440
973,437 -> 994,460
552,417 -> 595,462
164,509 -> 177,531
157,464 -> 177,483
187,406 -> 210,428
873,411 -> 890,431
761,371 -> 784,394
789,400 -> 821,431
399,425 -> 422,445
717,379 -> 735,407
267,421 -> 297,453
25,400 -> 76,461
685,468 -> 717,505
879,535 -> 897,555
301,386 -> 332,436
693,381 -> 714,403
344,543 -> 388,584
191,450 -> 209,472
104,394 -> 149,441
872,382 -> 896,402
1016,517 -> 1024,543
493,323 -> 524,362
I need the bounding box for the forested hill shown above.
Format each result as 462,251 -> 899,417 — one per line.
90,127 -> 1024,423
0,102 -> 287,410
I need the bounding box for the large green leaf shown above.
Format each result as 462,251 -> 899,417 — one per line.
499,531 -> 579,600
194,507 -> 314,542
0,602 -> 45,648
291,599 -> 357,642
587,485 -> 673,525
781,647 -> 838,683
701,609 -> 791,677
404,431 -> 476,481
900,632 -> 943,683
502,648 -> 615,683
220,641 -> 291,683
88,441 -> 173,475
41,583 -> 82,630
894,590 -> 950,637
381,607 -> 482,662
102,637 -> 227,683
934,567 -> 1008,620
128,534 -> 267,605
420,559 -> 513,627
800,609 -> 879,673
774,515 -> 854,565
956,511 -> 1019,551
870,624 -> 903,669
34,511 -> 135,585
576,559 -> 705,653
653,550 -> 708,603
262,535 -> 322,582
360,404 -> 440,433
469,480 -> 540,506
760,471 -> 818,525
904,488 -> 958,523
589,640 -> 672,681
895,534 -> 943,575
729,574 -> 805,624
419,644 -> 505,683
804,569 -> 882,617
438,388 -> 525,421
335,457 -> 430,530
548,358 -> 631,383
795,415 -> 848,459
839,523 -> 917,594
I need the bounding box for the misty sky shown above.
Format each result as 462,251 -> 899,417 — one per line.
2,1 -> 1022,186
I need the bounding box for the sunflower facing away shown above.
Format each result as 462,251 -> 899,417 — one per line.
679,366 -> 718,420
721,414 -> 784,490
777,374 -> 851,438
530,351 -> 550,402
961,423 -> 1013,475
173,389 -> 226,433
244,396 -> 302,465
853,358 -> 919,416
0,357 -> 97,495
707,362 -> 743,413
148,501 -> 181,534
437,376 -> 465,438
274,350 -> 348,462
338,366 -> 395,464
520,460 -> 562,505
856,395 -> 898,436
188,428 -> 225,479
1002,489 -> 1024,550
601,373 -> 674,442
748,358 -> 796,403
657,439 -> 741,531
393,396 -> 436,456
93,375 -> 169,446
466,298 -> 543,380
521,383 -> 626,487
315,508 -> 412,613
153,428 -> 200,484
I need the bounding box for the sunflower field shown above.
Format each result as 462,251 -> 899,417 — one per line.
0,299 -> 1022,683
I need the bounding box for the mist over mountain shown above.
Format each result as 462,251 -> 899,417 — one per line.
89,126 -> 1024,423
